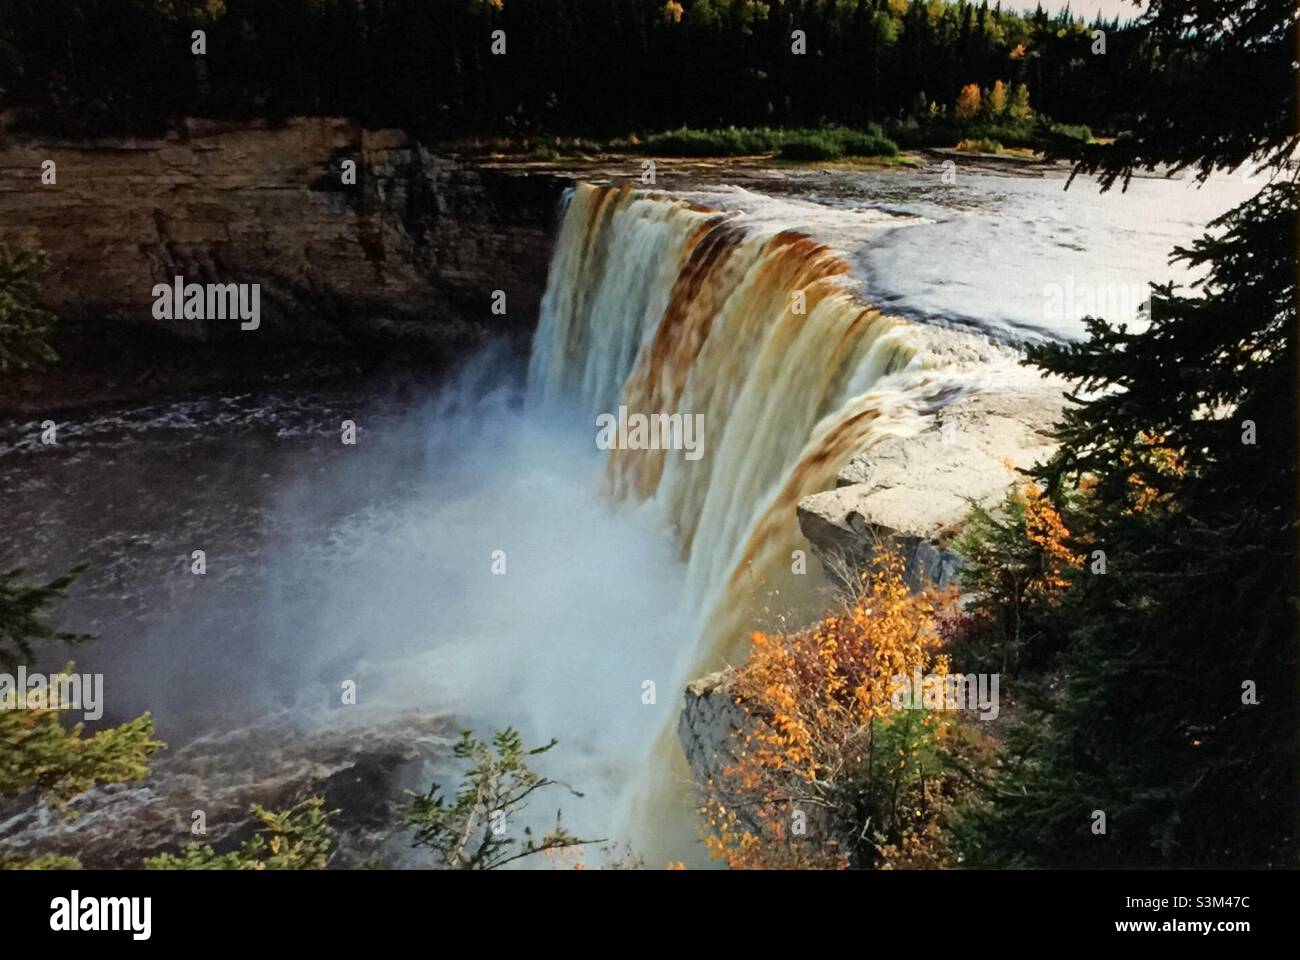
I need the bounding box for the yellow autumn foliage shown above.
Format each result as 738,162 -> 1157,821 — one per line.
1122,431 -> 1186,514
698,548 -> 967,869
1018,479 -> 1081,600
989,79 -> 1008,116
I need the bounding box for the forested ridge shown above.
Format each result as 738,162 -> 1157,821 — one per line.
2,0 -> 1138,139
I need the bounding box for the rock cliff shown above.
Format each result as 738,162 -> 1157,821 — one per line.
678,670 -> 746,790
0,117 -> 565,350
678,373 -> 1068,790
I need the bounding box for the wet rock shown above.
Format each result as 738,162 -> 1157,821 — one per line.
678,669 -> 745,789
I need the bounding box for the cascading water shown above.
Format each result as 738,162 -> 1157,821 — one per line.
1,169 -> 1249,868
1,181 -> 968,868
527,183 -> 964,860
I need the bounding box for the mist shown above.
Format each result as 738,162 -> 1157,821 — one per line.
252,355 -> 698,855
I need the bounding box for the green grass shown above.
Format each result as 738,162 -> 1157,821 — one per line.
887,116 -> 1092,152
643,124 -> 900,160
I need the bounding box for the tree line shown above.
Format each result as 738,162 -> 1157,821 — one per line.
1,0 -> 1139,140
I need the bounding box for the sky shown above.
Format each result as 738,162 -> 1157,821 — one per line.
1015,0 -> 1147,23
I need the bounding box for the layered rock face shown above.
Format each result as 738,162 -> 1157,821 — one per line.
678,670 -> 747,790
0,118 -> 564,349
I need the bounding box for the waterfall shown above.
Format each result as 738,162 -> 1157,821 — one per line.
527,182 -> 957,859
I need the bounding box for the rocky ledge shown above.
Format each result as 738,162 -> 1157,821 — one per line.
678,670 -> 746,790
797,374 -> 1067,588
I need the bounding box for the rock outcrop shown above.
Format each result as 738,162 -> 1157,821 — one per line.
678,670 -> 746,790
798,375 -> 1067,588
0,117 -> 566,350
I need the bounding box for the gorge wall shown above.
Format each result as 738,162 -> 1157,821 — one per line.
0,117 -> 565,350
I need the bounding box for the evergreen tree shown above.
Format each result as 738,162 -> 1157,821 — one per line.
405,727 -> 599,869
0,565 -> 163,866
143,799 -> 334,870
964,0 -> 1298,867
0,0 -> 1150,138
0,565 -> 87,670
0,244 -> 58,372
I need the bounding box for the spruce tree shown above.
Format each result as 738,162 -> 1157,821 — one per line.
964,0 -> 1298,866
0,244 -> 58,372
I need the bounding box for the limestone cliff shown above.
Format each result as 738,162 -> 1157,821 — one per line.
0,117 -> 565,349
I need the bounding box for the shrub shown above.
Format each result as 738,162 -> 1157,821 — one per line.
1007,83 -> 1032,121
0,565 -> 164,869
143,799 -> 334,870
696,548 -> 989,869
406,727 -> 598,869
953,481 -> 1083,672
643,126 -> 779,156
643,125 -> 898,160
775,133 -> 844,161
956,137 -> 1003,154
839,130 -> 900,157
1047,122 -> 1092,143
886,115 -> 1084,153
0,566 -> 162,816
954,83 -> 981,120
989,80 -> 1008,117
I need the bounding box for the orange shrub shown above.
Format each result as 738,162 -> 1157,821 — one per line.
697,548 -> 978,869
955,83 -> 982,119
